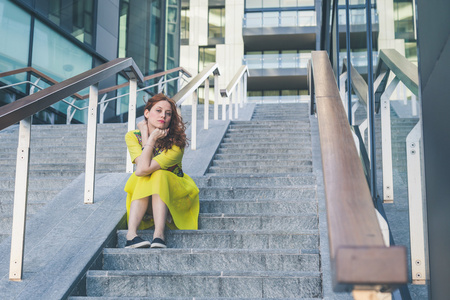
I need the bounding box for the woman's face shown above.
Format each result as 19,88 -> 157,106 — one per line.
145,100 -> 172,131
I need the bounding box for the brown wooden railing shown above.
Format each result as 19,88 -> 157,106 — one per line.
309,51 -> 408,293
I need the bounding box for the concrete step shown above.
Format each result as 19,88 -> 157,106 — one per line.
219,142 -> 311,150
0,162 -> 125,172
0,168 -> 122,178
207,165 -> 313,174
116,229 -> 319,250
102,248 -> 320,272
0,176 -> 74,189
211,159 -> 312,168
222,136 -> 311,144
213,153 -> 312,161
217,147 -> 312,155
229,120 -> 310,127
0,144 -> 126,153
199,199 -> 317,215
0,150 -> 125,160
84,270 -> 322,298
198,213 -> 318,231
194,174 -> 316,188
0,189 -> 60,202
226,128 -> 311,135
0,201 -> 46,214
198,186 -> 316,200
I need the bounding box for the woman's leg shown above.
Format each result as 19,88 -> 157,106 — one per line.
126,197 -> 149,240
152,194 -> 168,241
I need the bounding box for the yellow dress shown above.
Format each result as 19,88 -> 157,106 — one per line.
124,130 -> 199,230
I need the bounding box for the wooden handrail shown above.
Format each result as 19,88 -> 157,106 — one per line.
0,57 -> 144,131
310,51 -> 407,292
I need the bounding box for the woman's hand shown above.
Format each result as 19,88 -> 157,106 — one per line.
149,128 -> 169,143
137,119 -> 149,137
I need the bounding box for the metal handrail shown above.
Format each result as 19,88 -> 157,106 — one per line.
171,63 -> 221,151
309,51 -> 407,293
1,57 -> 144,281
0,66 -> 192,124
376,49 -> 419,96
220,65 -> 249,121
0,58 -> 143,131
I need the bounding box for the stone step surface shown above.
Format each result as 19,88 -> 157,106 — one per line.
85,270 -> 322,298
101,248 -> 320,272
76,103 -> 323,299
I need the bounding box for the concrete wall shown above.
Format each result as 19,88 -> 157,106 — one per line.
416,1 -> 450,299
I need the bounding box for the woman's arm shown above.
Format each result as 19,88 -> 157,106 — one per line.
134,120 -> 168,176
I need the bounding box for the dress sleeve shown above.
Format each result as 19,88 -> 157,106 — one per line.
153,145 -> 184,170
125,130 -> 142,164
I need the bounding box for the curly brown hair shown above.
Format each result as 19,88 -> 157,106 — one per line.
143,93 -> 187,151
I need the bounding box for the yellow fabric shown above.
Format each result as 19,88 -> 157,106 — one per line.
124,130 -> 199,230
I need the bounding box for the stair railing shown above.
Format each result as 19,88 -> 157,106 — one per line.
340,49 -> 427,284
220,65 -> 249,121
309,51 -> 408,294
0,58 -> 144,281
0,66 -> 191,124
172,62 -> 221,151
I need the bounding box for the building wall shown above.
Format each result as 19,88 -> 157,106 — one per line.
180,0 -> 244,100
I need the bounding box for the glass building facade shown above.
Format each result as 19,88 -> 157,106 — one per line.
0,0 -> 181,124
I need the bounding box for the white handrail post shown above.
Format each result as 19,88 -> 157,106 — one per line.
214,73 -> 219,120
84,84 -> 99,204
244,72 -> 248,103
191,90 -> 198,150
204,77 -> 209,129
99,94 -> 108,124
380,76 -> 399,203
126,79 -> 137,173
222,96 -> 227,120
407,120 -> 428,284
235,84 -> 239,119
9,116 -> 32,281
229,92 -> 234,120
240,76 -> 244,108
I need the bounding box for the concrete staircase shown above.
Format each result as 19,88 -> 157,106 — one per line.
71,103 -> 322,299
0,123 -> 128,245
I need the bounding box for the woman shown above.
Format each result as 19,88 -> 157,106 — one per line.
124,93 -> 199,248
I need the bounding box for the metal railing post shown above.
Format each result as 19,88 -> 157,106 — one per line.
235,86 -> 239,119
204,78 -> 209,129
244,72 -> 248,103
380,77 -> 399,203
191,90 -> 198,150
229,92 -> 234,120
9,116 -> 32,281
214,73 -> 219,120
407,120 -> 428,284
84,84 -> 99,204
222,96 -> 227,120
126,79 -> 137,173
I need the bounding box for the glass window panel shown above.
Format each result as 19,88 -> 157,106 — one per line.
32,20 -> 92,122
280,0 -> 298,8
244,54 -> 263,69
0,0 -> 31,91
263,0 -> 279,8
209,7 -> 225,38
199,47 -> 216,72
297,0 -> 314,6
263,53 -> 279,68
263,11 -> 279,27
280,11 -> 297,26
181,8 -> 190,39
244,12 -> 262,28
298,10 -> 316,26
246,0 -> 262,9
263,90 -> 279,96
